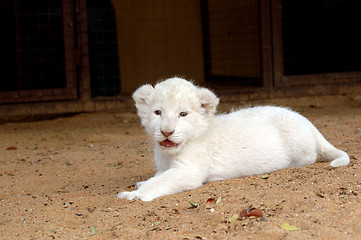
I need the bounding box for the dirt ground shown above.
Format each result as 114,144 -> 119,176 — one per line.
1,94 -> 361,240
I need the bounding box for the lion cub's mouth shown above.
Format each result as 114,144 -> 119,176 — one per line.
159,139 -> 180,148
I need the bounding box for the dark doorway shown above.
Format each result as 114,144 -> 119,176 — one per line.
0,0 -> 65,91
87,0 -> 121,97
202,0 -> 263,88
0,0 -> 77,103
273,0 -> 361,86
282,0 -> 361,76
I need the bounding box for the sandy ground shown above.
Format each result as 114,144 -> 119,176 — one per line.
0,94 -> 360,240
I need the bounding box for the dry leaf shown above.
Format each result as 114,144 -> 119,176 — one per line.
310,102 -> 322,109
248,208 -> 263,217
171,209 -> 180,214
281,222 -> 298,231
316,192 -> 325,198
205,198 -> 216,209
240,209 -> 248,217
260,174 -> 270,179
189,202 -> 199,208
228,214 -> 238,223
240,207 -> 264,218
90,225 -> 96,235
6,146 -> 17,150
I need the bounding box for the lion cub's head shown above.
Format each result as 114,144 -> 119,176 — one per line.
133,77 -> 219,155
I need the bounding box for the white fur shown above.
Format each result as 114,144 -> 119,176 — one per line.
118,77 -> 350,201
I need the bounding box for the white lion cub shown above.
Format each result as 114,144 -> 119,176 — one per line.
118,77 -> 350,201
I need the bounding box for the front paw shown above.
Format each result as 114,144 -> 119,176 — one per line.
117,190 -> 155,201
117,191 -> 138,200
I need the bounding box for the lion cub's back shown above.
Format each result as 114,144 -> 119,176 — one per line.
214,105 -> 302,129
204,106 -> 311,180
211,106 -> 313,146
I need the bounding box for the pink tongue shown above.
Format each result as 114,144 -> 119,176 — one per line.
160,139 -> 177,147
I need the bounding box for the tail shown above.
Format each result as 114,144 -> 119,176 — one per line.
313,127 -> 350,167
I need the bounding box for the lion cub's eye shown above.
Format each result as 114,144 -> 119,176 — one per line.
179,112 -> 188,117
154,110 -> 162,116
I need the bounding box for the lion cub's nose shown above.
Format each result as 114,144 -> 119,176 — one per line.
161,130 -> 174,137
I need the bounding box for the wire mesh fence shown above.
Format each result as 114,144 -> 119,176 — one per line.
0,0 -> 66,92
1,0 -> 360,104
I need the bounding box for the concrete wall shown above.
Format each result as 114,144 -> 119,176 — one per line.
111,0 -> 205,93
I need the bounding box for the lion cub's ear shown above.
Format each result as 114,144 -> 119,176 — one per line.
132,84 -> 154,120
133,84 -> 154,105
197,88 -> 219,117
